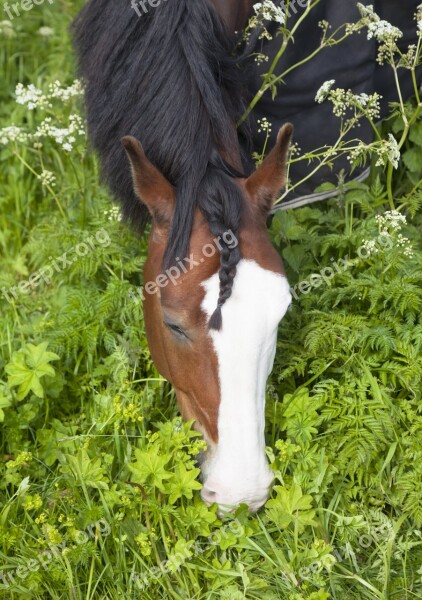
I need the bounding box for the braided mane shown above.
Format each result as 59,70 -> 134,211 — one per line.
72,0 -> 252,329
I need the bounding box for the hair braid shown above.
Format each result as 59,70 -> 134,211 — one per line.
198,165 -> 244,331
207,220 -> 241,330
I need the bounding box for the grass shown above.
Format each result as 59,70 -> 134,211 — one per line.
1,2 -> 422,599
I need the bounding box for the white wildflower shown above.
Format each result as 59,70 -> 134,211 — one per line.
257,117 -> 272,134
38,26 -> 54,37
315,80 -> 335,104
254,53 -> 270,65
0,125 -> 28,145
396,234 -> 414,257
348,141 -> 370,166
15,80 -> 83,111
37,170 -> 56,188
361,240 -> 379,256
289,142 -> 302,157
367,20 -> 403,43
355,93 -> 370,107
416,4 -> 422,32
386,134 -> 400,169
375,134 -> 400,169
48,80 -> 84,102
104,206 -> 122,222
374,211 -> 413,256
253,1 -> 285,24
354,92 -> 381,119
320,87 -> 381,120
0,20 -> 16,39
357,4 -> 403,63
34,114 -> 85,151
15,83 -> 51,110
375,210 -> 407,233
357,4 -> 377,19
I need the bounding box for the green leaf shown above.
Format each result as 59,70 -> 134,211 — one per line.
167,463 -> 202,504
282,245 -> 308,274
62,449 -> 109,490
5,342 -> 60,400
130,446 -> 173,492
409,122 -> 422,147
266,483 -> 316,531
402,148 -> 422,174
0,389 -> 12,422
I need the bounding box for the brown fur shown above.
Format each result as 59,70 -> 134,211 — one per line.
122,124 -> 292,445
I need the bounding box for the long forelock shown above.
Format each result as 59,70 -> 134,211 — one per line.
72,0 -> 251,226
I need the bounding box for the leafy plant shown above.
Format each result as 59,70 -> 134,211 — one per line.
1,1 -> 422,599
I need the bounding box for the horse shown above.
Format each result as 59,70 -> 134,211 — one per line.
72,0 -> 292,513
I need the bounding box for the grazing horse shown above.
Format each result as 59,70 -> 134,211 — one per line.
73,0 -> 292,512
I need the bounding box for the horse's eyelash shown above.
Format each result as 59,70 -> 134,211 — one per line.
164,321 -> 188,338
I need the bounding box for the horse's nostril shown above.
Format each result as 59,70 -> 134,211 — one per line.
201,486 -> 218,504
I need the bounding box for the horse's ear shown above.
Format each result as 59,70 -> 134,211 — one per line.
245,123 -> 293,213
121,136 -> 174,228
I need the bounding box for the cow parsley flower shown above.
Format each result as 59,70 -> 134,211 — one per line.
375,210 -> 406,230
257,117 -> 272,134
254,53 -> 270,65
374,134 -> 400,169
395,233 -> 414,257
37,170 -> 56,188
348,141 -> 369,166
15,80 -> 83,110
417,4 -> 422,32
357,3 -> 403,64
374,211 -> 413,257
361,240 -> 379,256
104,206 -> 123,222
253,1 -> 285,24
367,20 -> 403,44
0,125 -> 28,145
315,80 -> 336,104
386,134 -> 400,169
34,114 -> 85,151
317,83 -> 381,125
48,80 -> 84,102
15,83 -> 50,110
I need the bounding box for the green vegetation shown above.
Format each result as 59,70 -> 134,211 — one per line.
1,2 -> 422,598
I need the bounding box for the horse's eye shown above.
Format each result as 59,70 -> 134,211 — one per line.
164,321 -> 188,339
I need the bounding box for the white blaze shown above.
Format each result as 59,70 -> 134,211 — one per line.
201,259 -> 292,510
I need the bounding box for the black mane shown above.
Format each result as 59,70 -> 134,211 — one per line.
72,1 -> 253,324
